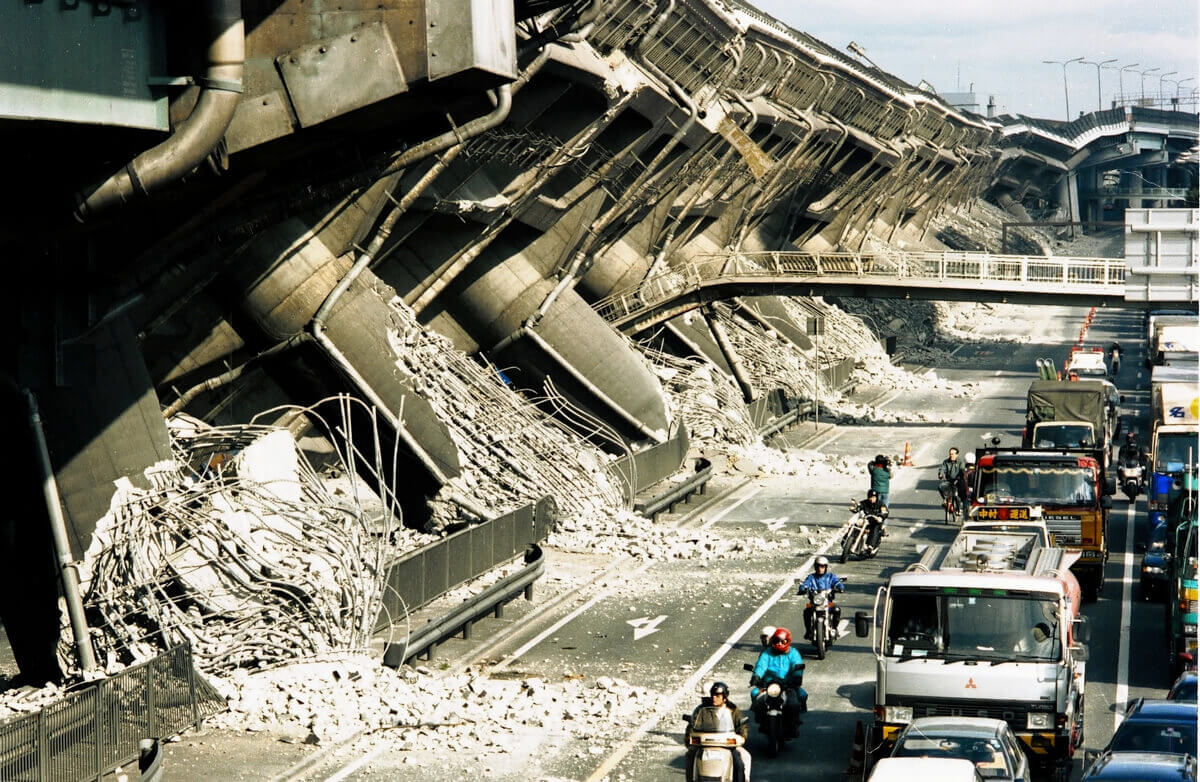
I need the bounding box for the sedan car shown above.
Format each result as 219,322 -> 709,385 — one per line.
1168,670 -> 1198,702
889,717 -> 1030,782
1082,751 -> 1197,781
1089,699 -> 1197,758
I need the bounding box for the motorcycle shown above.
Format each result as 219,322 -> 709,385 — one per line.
841,504 -> 886,563
743,662 -> 805,757
1117,458 -> 1143,500
805,579 -> 847,660
681,706 -> 749,782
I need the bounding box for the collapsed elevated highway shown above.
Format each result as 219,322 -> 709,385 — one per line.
0,0 -> 1195,685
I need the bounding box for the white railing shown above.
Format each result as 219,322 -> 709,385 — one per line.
593,250 -> 1128,324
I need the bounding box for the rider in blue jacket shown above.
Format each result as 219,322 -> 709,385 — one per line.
800,555 -> 845,640
750,627 -> 806,736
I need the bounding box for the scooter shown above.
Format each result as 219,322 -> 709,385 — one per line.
1117,459 -> 1143,500
805,579 -> 847,660
743,662 -> 805,757
681,706 -> 749,782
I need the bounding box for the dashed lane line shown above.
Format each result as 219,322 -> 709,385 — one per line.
1115,503 -> 1135,732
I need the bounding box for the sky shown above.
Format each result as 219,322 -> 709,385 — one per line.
753,0 -> 1200,120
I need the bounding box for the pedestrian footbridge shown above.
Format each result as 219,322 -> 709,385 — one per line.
594,250 -> 1191,334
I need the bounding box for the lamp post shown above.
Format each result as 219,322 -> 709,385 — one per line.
1176,77 -> 1196,104
1158,71 -> 1178,105
1116,63 -> 1140,106
1082,58 -> 1117,111
1044,57 -> 1084,119
1140,67 -> 1160,104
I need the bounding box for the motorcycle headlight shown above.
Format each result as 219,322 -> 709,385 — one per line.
1026,712 -> 1053,730
884,706 -> 913,724
765,682 -> 782,698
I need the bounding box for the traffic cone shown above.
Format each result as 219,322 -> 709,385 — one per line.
846,719 -> 866,778
901,442 -> 913,466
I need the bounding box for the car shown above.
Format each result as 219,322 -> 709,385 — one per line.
1141,521 -> 1171,601
868,757 -> 984,782
1081,751 -> 1197,781
1066,348 -> 1110,379
1168,670 -> 1198,702
1086,699 -> 1198,762
888,717 -> 1030,782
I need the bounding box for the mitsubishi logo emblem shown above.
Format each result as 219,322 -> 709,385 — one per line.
965,678 -> 977,689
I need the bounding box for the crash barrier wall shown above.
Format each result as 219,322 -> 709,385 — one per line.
0,645 -> 225,782
375,496 -> 557,634
633,458 -> 714,519
383,544 -> 547,667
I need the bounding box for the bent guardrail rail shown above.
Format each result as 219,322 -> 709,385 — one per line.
382,543 -> 546,667
593,250 -> 1133,332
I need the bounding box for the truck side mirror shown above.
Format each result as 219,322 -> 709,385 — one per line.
1104,477 -> 1116,496
1075,616 -> 1091,644
855,611 -> 871,638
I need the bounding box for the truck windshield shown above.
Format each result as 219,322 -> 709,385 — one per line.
1155,432 -> 1197,474
976,466 -> 1096,505
886,590 -> 1061,662
1033,425 -> 1094,448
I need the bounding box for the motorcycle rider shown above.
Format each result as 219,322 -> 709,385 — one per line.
1109,342 -> 1122,375
852,489 -> 890,551
938,447 -> 965,513
800,556 -> 845,641
1119,430 -> 1142,467
750,628 -> 807,737
686,681 -> 750,782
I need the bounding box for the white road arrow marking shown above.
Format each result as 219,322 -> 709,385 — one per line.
761,516 -> 788,531
628,615 -> 668,640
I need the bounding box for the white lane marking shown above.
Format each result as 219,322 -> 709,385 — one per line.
1115,503 -> 1135,732
493,485 -> 761,669
628,615 -> 667,641
584,527 -> 848,782
322,742 -> 389,782
700,486 -> 763,530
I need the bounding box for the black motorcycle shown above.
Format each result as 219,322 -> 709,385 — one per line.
805,580 -> 847,660
743,662 -> 804,757
841,503 -> 886,562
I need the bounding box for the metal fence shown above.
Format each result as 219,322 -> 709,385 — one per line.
0,645 -> 226,782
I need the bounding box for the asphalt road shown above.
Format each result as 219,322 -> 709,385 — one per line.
293,304 -> 1172,782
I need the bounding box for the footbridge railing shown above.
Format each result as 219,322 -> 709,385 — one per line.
594,250 -> 1131,331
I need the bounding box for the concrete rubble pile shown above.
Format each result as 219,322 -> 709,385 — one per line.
64,420 -> 399,677
206,654 -> 663,751
382,296 -> 626,532
638,344 -> 759,451
708,303 -> 824,402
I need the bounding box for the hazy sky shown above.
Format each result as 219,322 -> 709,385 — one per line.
753,0 -> 1199,120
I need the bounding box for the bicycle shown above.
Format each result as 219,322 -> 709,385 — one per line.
943,489 -> 963,525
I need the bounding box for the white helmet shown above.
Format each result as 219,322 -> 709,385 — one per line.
965,452 -> 977,466
815,555 -> 830,568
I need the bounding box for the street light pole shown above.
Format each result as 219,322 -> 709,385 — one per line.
1177,77 -> 1196,99
1082,58 -> 1117,111
1044,57 -> 1084,119
1158,71 -> 1178,105
1117,63 -> 1140,106
1140,67 -> 1160,104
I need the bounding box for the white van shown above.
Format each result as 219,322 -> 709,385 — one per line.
867,757 -> 984,782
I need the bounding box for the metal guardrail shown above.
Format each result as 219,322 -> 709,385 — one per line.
633,458 -> 714,519
0,645 -> 225,782
593,251 -> 1129,326
382,544 -> 547,667
375,496 -> 556,634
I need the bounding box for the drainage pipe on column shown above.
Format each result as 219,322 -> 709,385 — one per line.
25,390 -> 98,675
74,0 -> 244,221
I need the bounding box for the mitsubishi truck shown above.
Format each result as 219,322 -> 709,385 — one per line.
971,448 -> 1114,601
854,528 -> 1087,780
1023,380 -> 1122,468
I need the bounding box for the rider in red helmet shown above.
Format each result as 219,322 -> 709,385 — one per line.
749,627 -> 806,736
